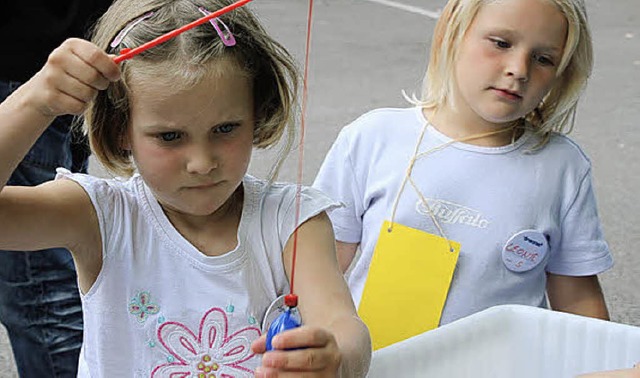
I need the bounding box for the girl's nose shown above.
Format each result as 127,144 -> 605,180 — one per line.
185,145 -> 218,175
506,52 -> 530,82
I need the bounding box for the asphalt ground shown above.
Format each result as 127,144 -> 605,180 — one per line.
1,0 -> 639,375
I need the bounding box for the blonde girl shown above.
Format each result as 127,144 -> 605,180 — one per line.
0,0 -> 371,376
314,0 -> 611,337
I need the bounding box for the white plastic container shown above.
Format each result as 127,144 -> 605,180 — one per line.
369,305 -> 640,378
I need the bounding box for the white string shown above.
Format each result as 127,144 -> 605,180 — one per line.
388,117 -> 520,252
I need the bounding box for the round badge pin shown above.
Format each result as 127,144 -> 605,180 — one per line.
502,230 -> 548,272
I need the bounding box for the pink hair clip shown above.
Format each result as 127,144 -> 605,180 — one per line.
198,6 -> 237,47
112,0 -> 252,64
110,11 -> 155,48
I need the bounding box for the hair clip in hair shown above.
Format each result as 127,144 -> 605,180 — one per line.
198,7 -> 236,47
110,11 -> 155,48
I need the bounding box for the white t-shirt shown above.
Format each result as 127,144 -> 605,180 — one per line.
56,171 -> 337,378
313,107 -> 613,325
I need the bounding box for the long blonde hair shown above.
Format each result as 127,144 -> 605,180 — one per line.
415,0 -> 593,146
85,0 -> 299,177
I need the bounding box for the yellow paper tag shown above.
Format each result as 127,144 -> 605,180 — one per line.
358,220 -> 460,350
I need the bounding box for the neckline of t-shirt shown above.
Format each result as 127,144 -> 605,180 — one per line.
140,175 -> 255,270
413,107 -> 533,154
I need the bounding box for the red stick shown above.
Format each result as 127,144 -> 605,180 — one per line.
113,0 -> 253,64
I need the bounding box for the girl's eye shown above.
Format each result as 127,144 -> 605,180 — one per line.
158,132 -> 181,142
491,38 -> 511,49
214,123 -> 238,134
534,54 -> 555,67
496,40 -> 511,49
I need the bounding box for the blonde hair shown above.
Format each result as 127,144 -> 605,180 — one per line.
416,0 -> 593,146
85,0 -> 299,177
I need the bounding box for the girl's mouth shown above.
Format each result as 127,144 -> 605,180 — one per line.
492,88 -> 523,101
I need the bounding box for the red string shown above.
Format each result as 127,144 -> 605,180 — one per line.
288,0 -> 315,304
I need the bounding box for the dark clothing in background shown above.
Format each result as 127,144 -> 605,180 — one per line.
0,1 -> 112,82
0,1 -> 112,376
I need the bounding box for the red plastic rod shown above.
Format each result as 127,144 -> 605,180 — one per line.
113,0 -> 253,64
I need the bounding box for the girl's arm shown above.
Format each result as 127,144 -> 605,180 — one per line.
546,273 -> 610,320
253,212 -> 372,377
0,38 -> 120,291
577,364 -> 640,378
336,241 -> 358,274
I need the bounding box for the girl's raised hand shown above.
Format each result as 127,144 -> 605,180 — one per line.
252,325 -> 342,377
23,38 -> 120,118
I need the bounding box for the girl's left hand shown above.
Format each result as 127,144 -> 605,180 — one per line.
251,325 -> 342,377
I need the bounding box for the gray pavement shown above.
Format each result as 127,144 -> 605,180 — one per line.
1,0 -> 639,375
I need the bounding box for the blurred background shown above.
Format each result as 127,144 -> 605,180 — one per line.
1,0 -> 638,375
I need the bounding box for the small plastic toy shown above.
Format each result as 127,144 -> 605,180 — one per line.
265,294 -> 301,351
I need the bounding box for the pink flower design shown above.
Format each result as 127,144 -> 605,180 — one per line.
151,307 -> 261,378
